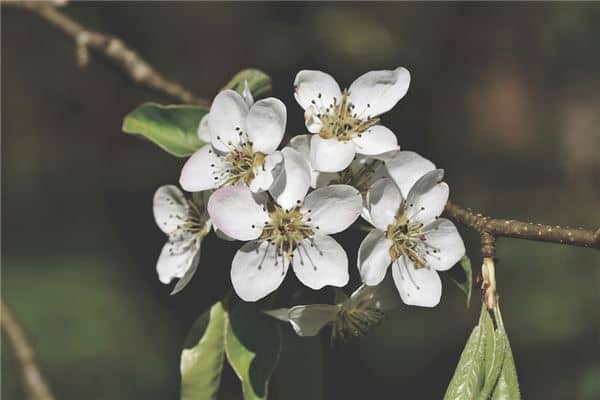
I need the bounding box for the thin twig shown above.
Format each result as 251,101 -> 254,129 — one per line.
1,297 -> 55,400
6,2 -> 600,252
445,201 -> 599,249
7,2 -> 210,107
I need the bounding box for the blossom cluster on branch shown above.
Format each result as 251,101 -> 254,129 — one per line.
153,67 -> 466,335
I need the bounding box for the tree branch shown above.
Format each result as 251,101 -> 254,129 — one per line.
7,2 -> 210,107
1,297 -> 55,400
6,2 -> 600,252
445,201 -> 599,250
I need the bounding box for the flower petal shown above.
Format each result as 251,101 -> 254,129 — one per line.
246,98 -> 287,154
406,169 -> 449,225
292,235 -> 349,290
269,147 -> 311,210
170,246 -> 203,295
179,145 -> 223,192
207,185 -> 268,241
348,67 -> 410,117
294,70 -> 342,113
384,151 -> 435,197
287,305 -> 339,336
358,229 -> 392,286
348,278 -> 401,312
310,135 -> 356,173
304,105 -> 323,134
289,134 -> 325,188
420,218 -> 465,271
392,256 -> 442,307
242,80 -> 254,107
352,125 -> 399,156
249,151 -> 283,192
156,237 -> 199,284
197,113 -> 211,143
300,184 -> 362,234
208,90 -> 249,152
153,185 -> 189,235
231,241 -> 289,301
367,178 -> 402,231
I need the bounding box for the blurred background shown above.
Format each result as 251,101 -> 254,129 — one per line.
2,2 -> 599,399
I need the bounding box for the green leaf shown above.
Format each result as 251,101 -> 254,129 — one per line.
451,255 -> 474,308
492,307 -> 521,400
180,302 -> 228,400
477,311 -> 506,400
224,69 -> 272,98
443,307 -> 487,400
122,102 -> 208,157
225,302 -> 281,400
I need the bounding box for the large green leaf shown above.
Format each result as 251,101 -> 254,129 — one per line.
122,103 -> 208,157
443,309 -> 487,400
224,69 -> 272,98
478,311 -> 506,400
225,302 -> 281,400
180,302 -> 228,400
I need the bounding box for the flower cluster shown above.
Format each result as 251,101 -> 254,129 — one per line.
153,67 -> 465,334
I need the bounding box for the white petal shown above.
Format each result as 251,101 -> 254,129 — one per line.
179,146 -> 223,192
420,218 -> 465,271
269,147 -> 311,210
208,90 -> 249,152
156,237 -> 199,284
207,185 -> 268,241
287,305 -> 339,336
242,80 -> 254,107
249,152 -> 283,192
367,178 -> 402,231
352,125 -> 399,156
170,246 -> 202,295
292,235 -> 349,290
265,305 -> 339,336
294,70 -> 342,112
289,134 -> 326,188
153,185 -> 189,235
358,229 -> 392,286
384,151 -> 436,197
231,241 -> 289,301
392,256 -> 441,307
197,114 -> 211,143
304,105 -> 323,134
246,98 -> 286,154
300,184 -> 362,234
348,67 -> 410,117
310,135 -> 356,173
406,169 -> 449,225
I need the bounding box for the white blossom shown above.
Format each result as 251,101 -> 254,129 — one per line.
180,88 -> 286,193
265,279 -> 400,338
207,150 -> 363,301
153,185 -> 211,294
358,170 -> 465,307
293,67 -> 410,172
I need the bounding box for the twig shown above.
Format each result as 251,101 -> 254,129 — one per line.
1,297 -> 55,400
445,201 -> 599,249
7,2 -> 210,107
5,2 -> 600,252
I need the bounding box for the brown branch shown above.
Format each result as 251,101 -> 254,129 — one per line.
445,201 -> 600,250
1,297 -> 55,400
7,2 -> 210,107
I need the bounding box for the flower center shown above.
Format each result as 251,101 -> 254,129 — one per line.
332,302 -> 384,341
333,160 -> 381,196
173,200 -> 210,239
318,91 -> 380,141
261,207 -> 314,257
385,211 -> 427,269
222,142 -> 265,186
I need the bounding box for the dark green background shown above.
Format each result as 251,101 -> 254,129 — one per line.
2,2 -> 599,399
